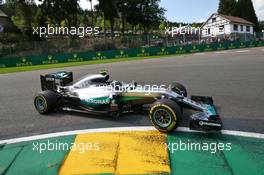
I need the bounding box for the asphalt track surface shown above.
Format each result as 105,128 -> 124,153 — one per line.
0,47 -> 264,139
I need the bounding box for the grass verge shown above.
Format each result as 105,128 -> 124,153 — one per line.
0,54 -> 179,74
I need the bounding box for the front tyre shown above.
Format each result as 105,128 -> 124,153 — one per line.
34,90 -> 58,114
149,99 -> 182,133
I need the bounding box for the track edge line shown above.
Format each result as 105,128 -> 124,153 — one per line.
0,126 -> 264,144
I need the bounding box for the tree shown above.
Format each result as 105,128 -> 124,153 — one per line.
236,0 -> 259,31
96,0 -> 118,37
88,0 -> 94,27
39,0 -> 80,27
124,0 -> 142,33
140,0 -> 165,33
125,0 -> 165,34
116,0 -> 129,35
33,8 -> 46,27
11,0 -> 36,37
159,21 -> 169,31
218,0 -> 237,16
95,0 -> 165,36
218,0 -> 260,32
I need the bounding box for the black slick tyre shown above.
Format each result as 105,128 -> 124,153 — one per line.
149,99 -> 182,133
34,90 -> 58,114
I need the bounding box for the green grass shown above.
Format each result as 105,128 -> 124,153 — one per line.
0,54 -> 180,74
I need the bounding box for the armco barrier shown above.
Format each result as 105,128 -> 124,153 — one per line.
0,41 -> 263,68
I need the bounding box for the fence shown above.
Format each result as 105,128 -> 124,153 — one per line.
0,40 -> 263,68
0,35 -> 161,58
2,32 -> 264,59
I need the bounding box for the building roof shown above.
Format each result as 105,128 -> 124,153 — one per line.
0,9 -> 8,17
218,14 -> 254,25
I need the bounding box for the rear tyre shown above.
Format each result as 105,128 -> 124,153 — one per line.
149,99 -> 182,133
171,82 -> 187,97
34,90 -> 58,114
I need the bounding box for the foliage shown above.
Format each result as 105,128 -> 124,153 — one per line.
11,0 -> 35,36
4,0 -> 260,45
33,8 -> 46,27
217,0 -> 260,31
2,0 -> 165,40
236,0 -> 259,31
0,33 -> 23,43
218,0 -> 237,16
38,0 -> 80,27
159,21 -> 169,31
93,42 -> 116,51
125,0 -> 165,33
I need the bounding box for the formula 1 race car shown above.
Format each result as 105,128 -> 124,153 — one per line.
34,71 -> 222,133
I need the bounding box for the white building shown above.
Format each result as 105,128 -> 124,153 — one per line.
201,13 -> 254,41
0,9 -> 12,33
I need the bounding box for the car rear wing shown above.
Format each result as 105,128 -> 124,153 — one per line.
40,71 -> 73,91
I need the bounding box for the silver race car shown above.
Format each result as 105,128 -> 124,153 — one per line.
34,71 -> 222,133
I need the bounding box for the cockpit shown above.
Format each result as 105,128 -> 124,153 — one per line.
71,72 -> 137,92
73,74 -> 110,89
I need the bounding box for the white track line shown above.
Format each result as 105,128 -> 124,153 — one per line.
0,126 -> 264,145
194,53 -> 205,55
0,127 -> 156,145
236,50 -> 249,53
214,51 -> 229,54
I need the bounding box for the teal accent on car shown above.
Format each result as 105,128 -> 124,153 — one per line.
206,105 -> 217,115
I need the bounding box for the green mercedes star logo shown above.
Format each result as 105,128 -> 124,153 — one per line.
180,47 -> 182,50
48,55 -> 52,60
141,49 -> 145,53
120,50 -> 124,55
193,46 -> 196,49
207,45 -> 210,48
97,52 -> 101,57
21,57 -> 27,62
161,48 -> 165,52
73,54 -> 78,58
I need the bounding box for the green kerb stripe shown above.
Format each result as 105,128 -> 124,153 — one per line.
167,132 -> 264,175
0,135 -> 76,175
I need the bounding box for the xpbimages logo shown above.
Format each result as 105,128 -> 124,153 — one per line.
165,140 -> 232,154
32,140 -> 100,154
32,24 -> 100,38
